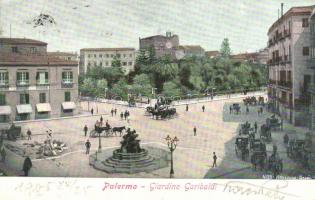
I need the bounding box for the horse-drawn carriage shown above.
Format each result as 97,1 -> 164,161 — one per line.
260,124 -> 272,142
286,139 -> 310,169
231,103 -> 241,114
267,153 -> 283,178
266,116 -> 282,131
243,96 -> 257,106
235,136 -> 250,161
89,126 -> 126,137
1,124 -> 22,141
239,122 -> 255,135
145,105 -> 177,120
250,140 -> 267,170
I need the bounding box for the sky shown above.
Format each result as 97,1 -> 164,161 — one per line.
0,0 -> 315,54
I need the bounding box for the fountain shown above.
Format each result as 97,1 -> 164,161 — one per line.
89,129 -> 169,174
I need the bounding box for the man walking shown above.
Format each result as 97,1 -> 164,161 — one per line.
23,156 -> 32,176
85,139 -> 91,154
114,108 -> 117,116
120,112 -> 124,120
1,148 -> 6,163
111,109 -> 114,117
212,152 -> 217,168
27,129 -> 32,140
193,126 -> 197,136
83,125 -> 88,137
202,105 -> 205,112
246,106 -> 249,114
91,108 -> 94,115
186,104 -> 189,112
100,116 -> 103,126
254,122 -> 258,133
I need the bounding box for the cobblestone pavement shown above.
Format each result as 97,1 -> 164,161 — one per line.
0,94 -> 313,179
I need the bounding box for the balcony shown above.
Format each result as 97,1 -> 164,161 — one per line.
61,81 -> 74,88
0,81 -> 9,88
278,80 -> 293,89
36,80 -> 49,86
16,80 -> 29,87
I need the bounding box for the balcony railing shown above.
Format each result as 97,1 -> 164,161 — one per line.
16,80 -> 29,87
0,81 -> 9,88
278,80 -> 293,88
36,80 -> 49,86
61,81 -> 74,88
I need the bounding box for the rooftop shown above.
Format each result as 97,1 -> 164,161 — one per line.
268,5 -> 315,34
178,45 -> 204,51
140,34 -> 178,40
0,38 -> 47,46
205,51 -> 219,57
48,52 -> 78,56
80,48 -> 135,52
0,53 -> 78,66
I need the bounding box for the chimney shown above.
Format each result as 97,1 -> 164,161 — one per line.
281,3 -> 284,17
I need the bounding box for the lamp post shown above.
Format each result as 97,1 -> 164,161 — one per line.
165,135 -> 179,178
97,126 -> 102,152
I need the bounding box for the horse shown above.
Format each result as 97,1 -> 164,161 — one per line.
112,126 -> 126,136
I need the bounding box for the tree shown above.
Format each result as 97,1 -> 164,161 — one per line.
95,79 -> 108,97
162,81 -> 182,97
103,67 -> 124,87
110,80 -> 129,100
153,62 -> 179,92
131,74 -> 152,97
148,45 -> 157,64
112,56 -> 122,68
220,38 -> 231,58
80,78 -> 96,96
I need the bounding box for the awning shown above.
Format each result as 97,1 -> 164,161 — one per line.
36,103 -> 51,112
0,106 -> 11,115
62,102 -> 76,110
16,104 -> 33,114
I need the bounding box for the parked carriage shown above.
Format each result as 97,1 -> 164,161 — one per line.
239,122 -> 254,135
260,124 -> 272,142
1,124 -> 22,141
250,140 -> 267,171
231,103 -> 241,114
90,126 -> 125,137
266,116 -> 282,131
145,105 -> 177,120
235,136 -> 250,161
243,96 -> 257,106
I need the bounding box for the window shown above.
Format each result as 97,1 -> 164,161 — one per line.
99,54 -> 102,58
88,54 -> 91,58
0,94 -> 6,105
122,62 -> 127,66
128,62 -> 132,66
94,54 -> 96,58
302,18 -> 309,27
30,47 -> 36,53
117,54 -> 121,58
12,47 -> 18,53
123,54 -> 126,58
62,71 -> 73,83
130,54 -> 133,58
65,92 -> 71,102
88,62 -> 91,66
303,47 -> 309,56
105,62 -> 108,66
100,62 -> 103,66
39,93 -> 46,103
111,54 -> 114,58
36,71 -> 48,85
106,54 -> 109,58
20,93 -> 29,104
0,71 -> 8,85
17,71 -> 29,85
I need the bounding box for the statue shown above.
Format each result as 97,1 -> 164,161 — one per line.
119,128 -> 142,153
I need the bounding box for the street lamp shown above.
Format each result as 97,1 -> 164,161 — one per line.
165,135 -> 179,178
97,127 -> 102,152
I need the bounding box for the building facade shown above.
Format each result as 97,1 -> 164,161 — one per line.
0,38 -> 79,122
79,48 -> 135,74
309,10 -> 315,130
176,45 -> 205,59
231,48 -> 269,64
267,6 -> 315,126
139,32 -> 179,60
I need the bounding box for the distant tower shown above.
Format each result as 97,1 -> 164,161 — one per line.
166,31 -> 172,37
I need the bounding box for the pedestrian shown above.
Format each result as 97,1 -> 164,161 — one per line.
186,104 -> 189,112
22,156 -> 32,176
114,108 -> 117,116
91,108 -> 94,115
246,106 -> 249,114
280,118 -> 283,131
254,122 -> 258,133
257,108 -> 260,116
27,128 -> 32,140
230,105 -> 233,114
212,152 -> 217,168
202,105 -> 205,112
120,112 -> 124,120
105,120 -> 110,128
260,106 -> 263,115
83,125 -> 88,137
1,148 -> 6,163
100,116 -> 103,126
111,109 -> 114,117
85,139 -> 91,154
193,126 -> 197,136
124,111 -> 128,120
